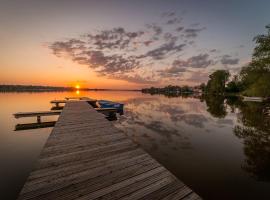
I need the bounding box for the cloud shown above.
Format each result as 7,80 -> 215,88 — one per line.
96,55 -> 140,74
87,27 -> 144,50
163,32 -> 178,41
143,40 -> 154,46
161,11 -> 176,18
108,74 -> 158,84
51,41 -> 140,74
157,54 -> 213,78
50,39 -> 85,57
209,49 -> 218,53
161,11 -> 182,25
173,53 -> 213,68
145,24 -> 162,36
157,66 -> 186,78
166,18 -> 179,25
220,55 -> 239,65
139,38 -> 186,60
185,70 -> 209,83
49,17 -> 209,84
183,27 -> 206,38
176,26 -> 184,32
143,43 -> 185,60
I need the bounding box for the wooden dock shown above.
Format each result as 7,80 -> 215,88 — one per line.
17,101 -> 201,200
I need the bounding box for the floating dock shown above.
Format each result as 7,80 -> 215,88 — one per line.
17,101 -> 201,200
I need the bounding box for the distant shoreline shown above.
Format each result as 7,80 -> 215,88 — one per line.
0,85 -> 141,92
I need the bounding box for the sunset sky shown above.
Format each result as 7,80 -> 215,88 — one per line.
1,0 -> 270,89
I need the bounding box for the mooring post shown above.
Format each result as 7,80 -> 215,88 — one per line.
37,116 -> 41,123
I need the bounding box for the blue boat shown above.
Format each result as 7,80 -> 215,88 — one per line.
97,100 -> 124,114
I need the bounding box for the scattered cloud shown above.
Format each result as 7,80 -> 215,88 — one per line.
210,49 -> 218,53
145,24 -> 163,36
87,27 -> 144,50
161,11 -> 176,18
172,54 -> 214,69
220,55 -> 239,65
176,26 -> 184,32
108,74 -> 159,84
157,54 -> 214,78
183,27 -> 206,38
157,65 -> 186,78
49,14 -> 238,85
166,18 -> 181,25
185,70 -> 209,83
139,41 -> 186,60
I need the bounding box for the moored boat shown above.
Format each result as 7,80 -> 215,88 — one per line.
97,100 -> 124,114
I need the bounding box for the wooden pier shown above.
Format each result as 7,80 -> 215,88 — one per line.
17,101 -> 201,200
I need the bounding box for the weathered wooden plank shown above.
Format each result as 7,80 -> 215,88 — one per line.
28,148 -> 145,181
75,166 -> 166,200
136,180 -> 184,200
160,185 -> 193,200
97,170 -> 172,200
36,141 -> 138,169
40,135 -> 129,157
19,161 -> 160,200
118,176 -> 176,200
45,129 -> 123,146
22,155 -> 156,195
17,101 -> 202,200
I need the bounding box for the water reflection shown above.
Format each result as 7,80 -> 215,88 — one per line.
116,93 -> 270,199
232,100 -> 270,181
204,95 -> 270,181
2,91 -> 270,199
202,94 -> 270,182
203,94 -> 227,118
116,96 -> 209,154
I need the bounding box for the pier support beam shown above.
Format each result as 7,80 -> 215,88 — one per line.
37,116 -> 41,123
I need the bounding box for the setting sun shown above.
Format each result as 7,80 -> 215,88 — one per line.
75,84 -> 80,89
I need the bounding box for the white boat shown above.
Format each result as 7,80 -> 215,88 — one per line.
243,96 -> 264,102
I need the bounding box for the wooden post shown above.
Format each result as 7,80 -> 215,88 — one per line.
37,116 -> 41,123
108,111 -> 117,119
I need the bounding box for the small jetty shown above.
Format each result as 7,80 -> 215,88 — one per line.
14,111 -> 61,123
16,99 -> 202,200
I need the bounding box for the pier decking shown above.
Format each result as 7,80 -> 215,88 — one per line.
17,101 -> 201,200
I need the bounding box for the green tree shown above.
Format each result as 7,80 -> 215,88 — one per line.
226,75 -> 242,93
252,25 -> 270,68
206,70 -> 230,94
239,25 -> 270,97
199,83 -> 206,92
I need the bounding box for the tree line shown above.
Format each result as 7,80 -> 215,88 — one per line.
0,85 -> 73,92
142,85 -> 194,95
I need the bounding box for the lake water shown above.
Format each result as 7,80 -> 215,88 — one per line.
0,91 -> 270,200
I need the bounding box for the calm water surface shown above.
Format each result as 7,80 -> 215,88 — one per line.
0,91 -> 270,200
